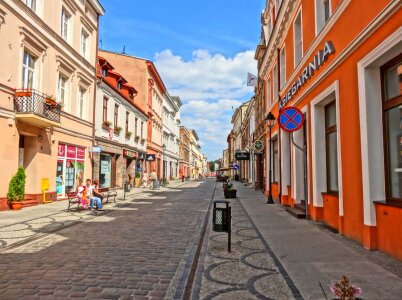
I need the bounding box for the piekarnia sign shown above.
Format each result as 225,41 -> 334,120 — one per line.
279,41 -> 335,109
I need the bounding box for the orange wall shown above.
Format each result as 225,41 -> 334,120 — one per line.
323,193 -> 339,231
375,204 -> 402,261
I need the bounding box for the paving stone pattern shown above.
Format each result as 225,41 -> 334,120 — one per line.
0,180 -> 213,299
194,185 -> 302,300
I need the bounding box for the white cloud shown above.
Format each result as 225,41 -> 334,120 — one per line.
154,49 -> 256,160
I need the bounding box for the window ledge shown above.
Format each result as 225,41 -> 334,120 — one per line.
374,200 -> 402,209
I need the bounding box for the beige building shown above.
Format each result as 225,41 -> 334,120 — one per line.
0,0 -> 104,207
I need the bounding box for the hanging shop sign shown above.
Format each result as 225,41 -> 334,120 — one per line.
235,151 -> 250,160
138,153 -> 146,160
123,149 -> 138,158
146,154 -> 156,161
88,146 -> 102,153
279,41 -> 335,109
279,107 -> 305,132
254,140 -> 264,151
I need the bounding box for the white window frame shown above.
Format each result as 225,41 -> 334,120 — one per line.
58,73 -> 68,107
61,8 -> 71,42
22,50 -> 36,89
80,28 -> 89,59
293,8 -> 303,68
279,46 -> 286,89
78,87 -> 86,120
315,0 -> 331,35
25,0 -> 37,12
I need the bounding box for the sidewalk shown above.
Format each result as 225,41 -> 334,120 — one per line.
196,180 -> 402,300
0,180 -> 186,250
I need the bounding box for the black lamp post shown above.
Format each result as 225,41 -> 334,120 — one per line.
266,112 -> 276,204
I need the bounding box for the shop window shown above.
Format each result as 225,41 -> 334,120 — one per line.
99,153 -> 112,188
102,96 -> 108,123
273,137 -> 279,182
22,50 -> 36,89
280,47 -> 286,89
294,9 -> 303,67
382,56 -> 402,200
325,101 -> 338,192
315,0 -> 331,34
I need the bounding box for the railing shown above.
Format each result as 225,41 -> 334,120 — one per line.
14,89 -> 61,123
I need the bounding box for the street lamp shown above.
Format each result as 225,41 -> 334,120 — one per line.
266,112 -> 275,204
162,143 -> 166,180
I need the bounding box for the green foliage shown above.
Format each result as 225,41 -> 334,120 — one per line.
7,167 -> 26,202
135,172 -> 141,178
209,160 -> 215,172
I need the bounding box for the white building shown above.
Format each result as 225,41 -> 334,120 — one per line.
162,94 -> 182,180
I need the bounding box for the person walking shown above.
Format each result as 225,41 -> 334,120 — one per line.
142,171 -> 149,188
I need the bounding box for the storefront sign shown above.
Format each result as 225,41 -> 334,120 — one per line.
279,41 -> 335,109
146,154 -> 156,161
138,153 -> 145,160
235,152 -> 250,160
77,148 -> 85,159
254,140 -> 264,151
88,146 -> 102,153
123,149 -> 138,158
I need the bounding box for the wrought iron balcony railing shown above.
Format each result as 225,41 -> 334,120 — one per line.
14,89 -> 61,124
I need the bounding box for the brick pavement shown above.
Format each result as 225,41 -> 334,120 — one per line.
0,179 -> 213,299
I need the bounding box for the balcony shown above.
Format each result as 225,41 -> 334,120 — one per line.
14,89 -> 61,127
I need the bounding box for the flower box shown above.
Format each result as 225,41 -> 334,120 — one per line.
224,189 -> 237,199
15,90 -> 32,97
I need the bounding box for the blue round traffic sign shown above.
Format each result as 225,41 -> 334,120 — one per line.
233,164 -> 239,171
279,107 -> 305,132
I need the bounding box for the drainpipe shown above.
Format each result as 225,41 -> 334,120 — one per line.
277,47 -> 282,204
92,14 -> 100,181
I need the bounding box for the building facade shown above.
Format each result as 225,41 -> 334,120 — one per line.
94,56 -> 147,189
0,0 -> 104,206
162,94 -> 181,180
256,0 -> 402,259
179,126 -> 191,178
98,50 -> 165,178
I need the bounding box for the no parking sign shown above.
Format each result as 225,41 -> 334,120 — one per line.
279,107 -> 305,132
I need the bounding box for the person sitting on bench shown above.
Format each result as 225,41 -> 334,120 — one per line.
86,179 -> 103,210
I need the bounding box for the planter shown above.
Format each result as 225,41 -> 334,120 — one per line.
15,91 -> 32,97
224,189 -> 237,199
10,202 -> 23,210
135,178 -> 141,188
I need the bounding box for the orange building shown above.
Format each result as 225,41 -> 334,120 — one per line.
255,0 -> 402,259
98,50 -> 165,178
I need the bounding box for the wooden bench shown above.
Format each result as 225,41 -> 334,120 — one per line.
67,192 -> 81,212
98,188 -> 117,203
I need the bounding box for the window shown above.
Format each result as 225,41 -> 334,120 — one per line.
382,56 -> 402,199
114,104 -> 119,129
117,82 -> 121,90
267,78 -> 271,108
61,8 -> 71,42
78,88 -> 85,119
101,68 -> 107,77
22,51 -> 35,89
135,117 -> 138,136
125,111 -> 129,134
81,29 -> 89,58
58,74 -> 67,107
316,0 -> 331,34
102,97 -> 108,123
141,121 -> 144,138
280,47 -> 286,88
273,138 -> 279,182
25,0 -> 36,12
294,10 -> 303,67
272,64 -> 278,100
325,101 -> 338,192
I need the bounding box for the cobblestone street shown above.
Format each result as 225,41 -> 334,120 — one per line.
0,180 -> 213,299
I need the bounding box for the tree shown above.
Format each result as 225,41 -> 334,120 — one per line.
209,161 -> 215,172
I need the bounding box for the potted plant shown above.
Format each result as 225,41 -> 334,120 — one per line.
135,135 -> 140,141
102,120 -> 112,128
7,167 -> 26,210
134,172 -> 141,188
224,183 -> 237,198
125,131 -> 132,139
140,138 -> 145,144
330,276 -> 363,300
45,95 -> 57,107
114,126 -> 122,134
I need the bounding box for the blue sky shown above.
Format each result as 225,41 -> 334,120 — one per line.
99,0 -> 264,160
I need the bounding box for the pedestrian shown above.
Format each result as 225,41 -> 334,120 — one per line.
150,169 -> 157,189
85,179 -> 103,210
142,171 -> 149,188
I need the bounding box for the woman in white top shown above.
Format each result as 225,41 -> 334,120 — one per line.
142,171 -> 149,188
